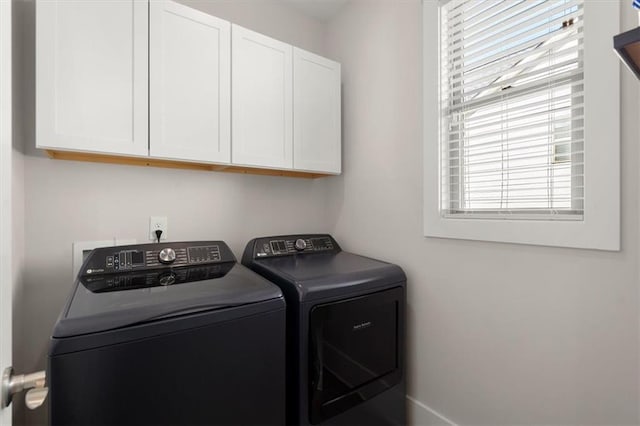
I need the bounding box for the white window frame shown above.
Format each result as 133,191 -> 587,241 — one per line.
423,0 -> 620,251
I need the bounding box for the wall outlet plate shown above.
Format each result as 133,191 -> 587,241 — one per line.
149,216 -> 168,241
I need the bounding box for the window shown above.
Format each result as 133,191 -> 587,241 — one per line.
423,0 -> 620,250
441,0 -> 583,219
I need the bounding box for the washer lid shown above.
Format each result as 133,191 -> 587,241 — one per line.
52,263 -> 283,338
247,251 -> 406,302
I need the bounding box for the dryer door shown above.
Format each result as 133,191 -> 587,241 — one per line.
309,286 -> 403,424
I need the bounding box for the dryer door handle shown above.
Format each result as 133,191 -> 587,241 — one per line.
311,324 -> 324,391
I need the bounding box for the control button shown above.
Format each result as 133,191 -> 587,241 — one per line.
295,239 -> 307,251
158,248 -> 177,264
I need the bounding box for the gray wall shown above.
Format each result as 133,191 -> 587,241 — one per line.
11,1 -> 333,425
325,0 -> 640,425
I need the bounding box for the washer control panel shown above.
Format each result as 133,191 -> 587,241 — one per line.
248,235 -> 340,258
80,241 -> 235,277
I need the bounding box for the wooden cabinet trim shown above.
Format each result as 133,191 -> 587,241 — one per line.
45,150 -> 333,179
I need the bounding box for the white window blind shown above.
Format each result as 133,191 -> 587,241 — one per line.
439,0 -> 584,220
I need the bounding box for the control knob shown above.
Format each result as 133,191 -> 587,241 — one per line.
158,248 -> 176,264
294,239 -> 307,251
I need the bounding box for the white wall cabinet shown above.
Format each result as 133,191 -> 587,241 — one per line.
149,1 -> 231,164
293,48 -> 341,174
231,27 -> 342,174
232,25 -> 293,169
36,0 -> 149,157
37,2 -> 341,176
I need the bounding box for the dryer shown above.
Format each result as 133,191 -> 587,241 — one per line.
49,241 -> 286,426
242,235 -> 406,426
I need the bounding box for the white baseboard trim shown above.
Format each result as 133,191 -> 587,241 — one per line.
407,395 -> 458,426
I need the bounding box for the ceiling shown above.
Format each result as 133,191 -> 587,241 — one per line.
281,0 -> 349,22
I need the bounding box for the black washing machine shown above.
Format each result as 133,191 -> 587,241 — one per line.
49,241 -> 286,426
242,235 -> 406,426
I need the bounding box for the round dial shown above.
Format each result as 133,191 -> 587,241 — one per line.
294,239 -> 307,251
158,248 -> 177,264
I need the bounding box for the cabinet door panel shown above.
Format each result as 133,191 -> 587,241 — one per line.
293,48 -> 341,174
36,0 -> 148,156
150,1 -> 231,164
232,25 -> 293,169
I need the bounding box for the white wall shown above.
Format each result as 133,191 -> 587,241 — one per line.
177,0 -> 327,56
12,1 -> 334,425
9,0 -> 25,424
0,1 -> 15,424
325,1 -> 639,425
12,0 -> 640,425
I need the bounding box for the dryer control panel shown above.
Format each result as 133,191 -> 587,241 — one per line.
245,234 -> 341,259
80,241 -> 236,276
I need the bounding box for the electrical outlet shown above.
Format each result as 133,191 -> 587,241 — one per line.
149,216 -> 168,241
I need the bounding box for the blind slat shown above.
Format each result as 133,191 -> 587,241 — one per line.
444,60 -> 583,105
450,150 -> 580,168
443,70 -> 583,115
446,162 -> 584,179
445,115 -> 583,145
449,183 -> 582,193
447,128 -> 584,151
446,105 -> 583,138
442,213 -> 583,221
446,173 -> 577,185
447,142 -> 583,162
448,89 -> 583,126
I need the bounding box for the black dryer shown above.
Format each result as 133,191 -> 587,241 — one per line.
242,234 -> 406,426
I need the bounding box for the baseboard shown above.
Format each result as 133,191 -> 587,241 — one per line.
406,395 -> 458,426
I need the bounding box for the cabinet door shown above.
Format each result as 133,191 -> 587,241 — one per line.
293,48 -> 341,174
150,1 -> 231,164
36,0 -> 148,157
232,25 -> 293,169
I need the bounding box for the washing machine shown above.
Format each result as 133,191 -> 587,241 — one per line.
242,234 -> 406,426
49,241 -> 286,426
